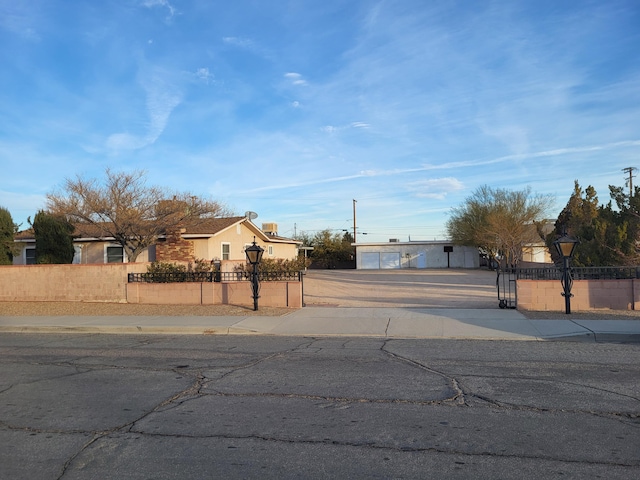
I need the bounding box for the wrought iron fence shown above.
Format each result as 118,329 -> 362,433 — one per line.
501,266 -> 640,281
495,265 -> 640,310
505,267 -> 562,281
128,271 -> 302,283
127,272 -> 215,283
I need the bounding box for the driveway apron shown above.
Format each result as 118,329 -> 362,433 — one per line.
302,269 -> 498,309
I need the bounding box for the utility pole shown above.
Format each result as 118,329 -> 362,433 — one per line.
623,167 -> 637,197
353,199 -> 357,243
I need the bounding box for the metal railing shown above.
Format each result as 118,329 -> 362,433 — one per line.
501,266 -> 640,281
128,271 -> 303,283
128,272 -> 216,283
495,265 -> 640,310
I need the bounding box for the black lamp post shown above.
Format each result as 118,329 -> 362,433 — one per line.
245,238 -> 264,311
553,234 -> 579,314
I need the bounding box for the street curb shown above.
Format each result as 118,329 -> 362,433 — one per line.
2,325 -> 636,342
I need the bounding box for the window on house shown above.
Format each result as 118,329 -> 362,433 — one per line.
222,243 -> 230,260
106,246 -> 124,263
268,245 -> 274,256
25,248 -> 36,265
72,246 -> 82,264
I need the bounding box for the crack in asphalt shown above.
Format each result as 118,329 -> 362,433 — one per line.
380,343 -> 640,423
204,390 -> 458,406
458,372 -> 640,404
50,340 -> 320,476
2,337 -> 639,476
381,341 -> 466,406
94,429 -> 640,469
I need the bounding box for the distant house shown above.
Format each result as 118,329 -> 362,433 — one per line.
354,240 -> 479,269
13,217 -> 301,268
520,221 -> 554,265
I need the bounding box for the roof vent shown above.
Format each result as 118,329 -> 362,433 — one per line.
262,223 -> 278,236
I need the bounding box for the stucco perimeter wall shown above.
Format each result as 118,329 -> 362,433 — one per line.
517,279 -> 640,311
126,281 -> 302,308
0,264 -> 302,307
0,263 -> 148,303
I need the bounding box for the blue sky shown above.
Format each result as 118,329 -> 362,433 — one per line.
1,0 -> 639,242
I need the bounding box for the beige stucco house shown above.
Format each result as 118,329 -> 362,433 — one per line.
13,217 -> 301,268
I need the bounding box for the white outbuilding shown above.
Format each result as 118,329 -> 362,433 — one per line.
354,240 -> 479,270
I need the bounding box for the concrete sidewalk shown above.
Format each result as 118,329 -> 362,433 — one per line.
1,307 -> 640,342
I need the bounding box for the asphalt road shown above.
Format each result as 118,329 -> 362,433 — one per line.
1,333 -> 638,479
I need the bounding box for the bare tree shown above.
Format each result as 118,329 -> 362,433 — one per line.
46,169 -> 231,262
446,185 -> 553,266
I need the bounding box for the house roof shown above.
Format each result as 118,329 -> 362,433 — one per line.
15,216 -> 301,245
180,216 -> 247,235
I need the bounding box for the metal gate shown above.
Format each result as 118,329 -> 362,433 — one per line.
496,268 -> 517,309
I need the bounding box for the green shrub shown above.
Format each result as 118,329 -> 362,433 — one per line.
235,257 -> 308,277
145,259 -> 218,282
0,207 -> 17,265
32,211 -> 75,264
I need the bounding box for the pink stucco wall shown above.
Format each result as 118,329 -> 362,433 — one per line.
126,281 -> 302,308
0,263 -> 301,308
0,263 -> 148,302
517,279 -> 640,311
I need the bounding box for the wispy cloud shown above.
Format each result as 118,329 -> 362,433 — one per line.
321,122 -> 371,134
247,165 -> 440,193
420,140 -> 640,172
0,2 -> 40,40
242,140 -> 640,195
2,1 -> 639,240
408,177 -> 465,200
284,72 -> 307,86
222,36 -> 254,49
106,69 -> 183,152
222,36 -> 273,59
193,67 -> 214,84
141,0 -> 177,21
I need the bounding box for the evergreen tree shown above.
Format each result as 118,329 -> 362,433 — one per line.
547,180 -> 640,266
296,229 -> 355,268
0,207 -> 17,265
32,211 -> 75,264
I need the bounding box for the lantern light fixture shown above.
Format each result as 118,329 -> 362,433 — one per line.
553,233 -> 579,314
245,237 -> 264,311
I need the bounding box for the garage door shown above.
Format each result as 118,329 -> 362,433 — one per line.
380,252 -> 401,269
360,252 -> 380,269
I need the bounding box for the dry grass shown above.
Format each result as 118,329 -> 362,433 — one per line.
0,302 -> 294,317
520,309 -> 640,320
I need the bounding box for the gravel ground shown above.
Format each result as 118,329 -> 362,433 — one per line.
519,309 -> 640,320
0,302 -> 293,317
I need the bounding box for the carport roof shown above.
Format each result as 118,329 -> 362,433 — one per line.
352,240 -> 455,247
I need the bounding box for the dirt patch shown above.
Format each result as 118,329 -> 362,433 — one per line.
519,309 -> 640,320
0,302 -> 293,317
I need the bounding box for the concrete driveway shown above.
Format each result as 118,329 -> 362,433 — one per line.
302,269 -> 500,309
